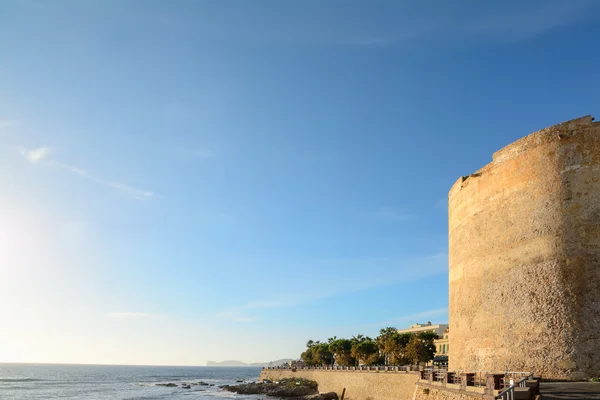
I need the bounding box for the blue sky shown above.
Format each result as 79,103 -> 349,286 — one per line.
1,0 -> 599,365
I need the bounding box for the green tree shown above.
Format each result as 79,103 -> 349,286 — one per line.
301,340 -> 318,365
313,342 -> 334,365
300,348 -> 314,365
351,334 -> 365,343
301,329 -> 437,368
376,328 -> 414,365
378,327 -> 398,338
376,327 -> 398,365
390,333 -> 413,365
328,338 -> 355,366
405,332 -> 437,365
351,337 -> 380,366
350,334 -> 366,366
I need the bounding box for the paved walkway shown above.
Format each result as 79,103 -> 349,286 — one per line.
540,382 -> 600,399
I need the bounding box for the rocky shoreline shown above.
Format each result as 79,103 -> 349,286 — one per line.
155,380 -> 215,389
220,378 -> 338,400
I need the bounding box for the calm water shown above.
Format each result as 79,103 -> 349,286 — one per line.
0,364 -> 263,399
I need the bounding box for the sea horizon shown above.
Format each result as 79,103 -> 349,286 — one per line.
0,361 -> 266,368
0,363 -> 264,399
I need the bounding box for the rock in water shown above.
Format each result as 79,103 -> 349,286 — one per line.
221,378 -> 319,398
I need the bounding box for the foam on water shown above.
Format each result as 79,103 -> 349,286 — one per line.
0,364 -> 263,400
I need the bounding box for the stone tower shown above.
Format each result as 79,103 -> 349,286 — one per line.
448,116 -> 600,379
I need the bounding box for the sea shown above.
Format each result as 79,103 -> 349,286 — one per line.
0,364 -> 264,399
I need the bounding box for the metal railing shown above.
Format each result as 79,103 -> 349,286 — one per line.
262,365 -> 420,372
433,369 -> 447,383
264,365 -> 536,398
470,371 -> 488,387
495,373 -> 534,400
423,370 -> 485,387
418,370 -> 534,391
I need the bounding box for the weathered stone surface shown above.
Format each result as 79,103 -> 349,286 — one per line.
259,369 -> 420,400
413,383 -> 486,400
289,392 -> 339,400
448,115 -> 600,379
314,391 -> 339,400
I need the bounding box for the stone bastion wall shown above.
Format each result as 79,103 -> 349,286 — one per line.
259,369 -> 420,400
448,115 -> 600,379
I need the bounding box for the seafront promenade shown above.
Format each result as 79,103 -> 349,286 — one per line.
262,366 -> 600,400
263,365 -> 417,372
260,366 -> 541,400
540,382 -> 600,400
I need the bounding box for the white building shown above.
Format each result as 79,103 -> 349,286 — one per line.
396,321 -> 448,338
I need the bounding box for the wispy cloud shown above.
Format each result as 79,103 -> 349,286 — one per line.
105,312 -> 167,319
0,120 -> 19,129
219,252 -> 448,321
312,252 -> 448,294
18,147 -> 155,200
370,207 -> 412,222
18,146 -> 52,163
48,160 -> 88,176
106,182 -> 154,199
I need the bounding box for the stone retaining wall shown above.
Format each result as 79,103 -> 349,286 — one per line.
413,382 -> 488,400
259,369 -> 420,400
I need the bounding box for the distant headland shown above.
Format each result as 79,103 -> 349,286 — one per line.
206,359 -> 293,367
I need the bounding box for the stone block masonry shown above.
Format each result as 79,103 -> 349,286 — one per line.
259,369 -> 420,400
413,383 -> 488,400
448,115 -> 600,379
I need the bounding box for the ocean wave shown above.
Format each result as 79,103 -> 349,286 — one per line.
207,390 -> 237,398
0,377 -> 45,382
124,393 -> 177,400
